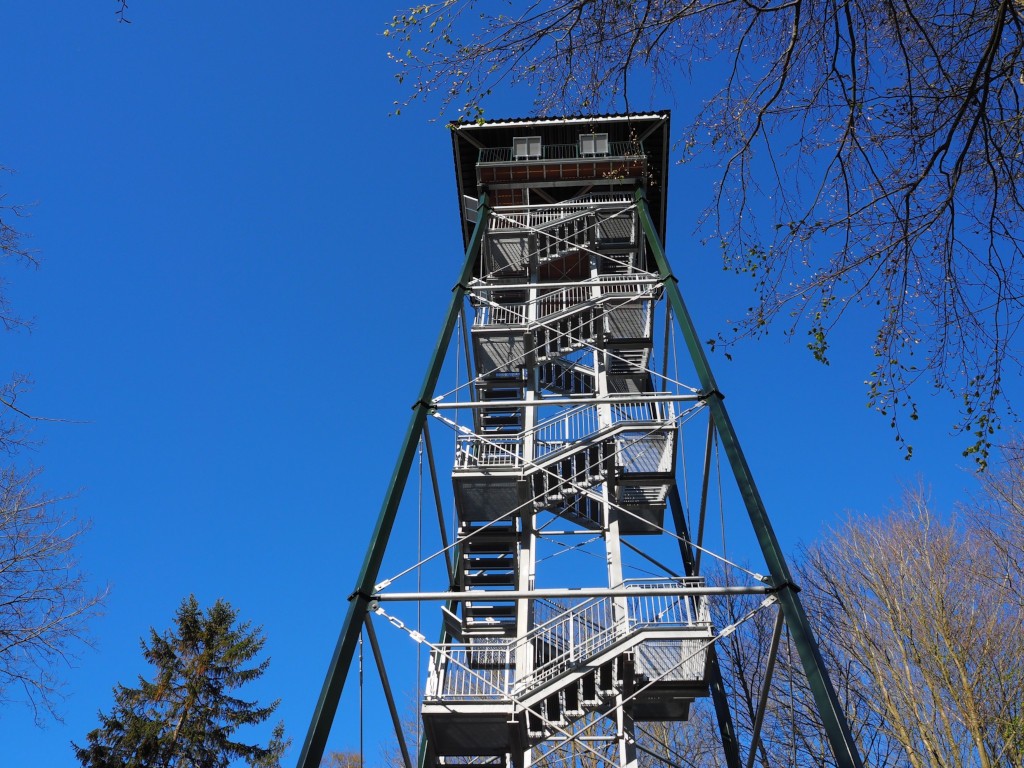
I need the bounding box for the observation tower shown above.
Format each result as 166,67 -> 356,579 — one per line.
298,113 -> 863,768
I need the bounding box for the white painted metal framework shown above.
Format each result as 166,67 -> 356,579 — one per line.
296,113 -> 863,768
422,119 -> 714,767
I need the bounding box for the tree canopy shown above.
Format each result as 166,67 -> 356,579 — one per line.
74,596 -> 288,768
801,488 -> 1024,767
387,0 -> 1024,464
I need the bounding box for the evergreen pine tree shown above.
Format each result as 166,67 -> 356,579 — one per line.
74,595 -> 288,768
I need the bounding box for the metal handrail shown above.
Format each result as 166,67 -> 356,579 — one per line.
491,192 -> 635,213
454,437 -> 523,469
471,277 -> 655,328
478,142 -> 645,164
453,399 -> 677,470
425,578 -> 710,701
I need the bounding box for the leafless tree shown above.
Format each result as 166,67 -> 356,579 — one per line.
0,181 -> 38,425
800,487 -> 1024,767
0,467 -> 105,721
0,172 -> 104,721
0,166 -> 40,458
969,441 -> 1024,607
321,750 -> 363,768
387,0 -> 1024,464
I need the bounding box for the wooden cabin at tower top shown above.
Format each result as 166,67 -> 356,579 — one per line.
450,112 -> 672,246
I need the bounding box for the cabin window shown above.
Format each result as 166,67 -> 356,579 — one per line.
512,136 -> 542,159
579,133 -> 610,156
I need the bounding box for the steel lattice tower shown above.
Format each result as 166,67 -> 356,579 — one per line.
297,113 -> 863,768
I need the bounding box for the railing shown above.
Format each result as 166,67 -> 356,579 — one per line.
598,273 -> 658,293
535,285 -> 593,319
536,218 -> 591,262
516,595 -> 619,693
478,142 -> 645,164
454,437 -> 523,469
425,578 -> 710,702
533,597 -> 570,627
614,431 -> 675,475
473,303 -> 529,327
489,208 -> 593,231
533,403 -> 601,459
425,640 -> 516,701
471,275 -> 657,329
625,579 -> 711,628
492,193 -> 635,213
453,400 -> 676,470
486,206 -> 642,265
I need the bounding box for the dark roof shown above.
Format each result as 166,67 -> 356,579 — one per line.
449,112 -> 672,247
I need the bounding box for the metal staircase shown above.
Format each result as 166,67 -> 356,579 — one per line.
457,522 -> 520,638
537,359 -> 595,396
430,128 -> 705,766
453,397 -> 677,534
296,114 -> 865,768
422,579 -> 713,758
471,275 -> 656,375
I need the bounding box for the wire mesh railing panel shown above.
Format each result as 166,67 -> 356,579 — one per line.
614,432 -> 675,475
633,637 -> 710,682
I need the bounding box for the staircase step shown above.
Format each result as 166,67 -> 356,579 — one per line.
463,572 -> 516,587
527,711 -> 545,739
466,561 -> 516,573
599,659 -> 618,696
462,624 -> 516,639
460,524 -> 518,547
478,383 -> 527,400
465,603 -> 517,619
563,683 -> 580,713
607,346 -> 651,373
545,693 -> 563,724
463,540 -> 517,557
480,412 -> 524,427
538,360 -> 595,395
459,522 -> 521,636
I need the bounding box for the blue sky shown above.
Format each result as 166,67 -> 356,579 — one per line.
1,3 -> 1012,766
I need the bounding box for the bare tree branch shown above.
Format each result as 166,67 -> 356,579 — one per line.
388,0 -> 1024,465
0,466 -> 106,723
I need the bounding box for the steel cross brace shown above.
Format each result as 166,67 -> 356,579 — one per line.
635,187 -> 864,768
295,193 -> 491,768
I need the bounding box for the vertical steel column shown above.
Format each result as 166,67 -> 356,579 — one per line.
635,188 -> 863,768
296,194 -> 491,768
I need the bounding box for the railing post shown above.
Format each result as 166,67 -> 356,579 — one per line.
426,650 -> 437,699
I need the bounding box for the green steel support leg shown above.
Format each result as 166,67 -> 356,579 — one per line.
636,188 -> 863,768
668,487 -> 742,768
296,195 -> 490,768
